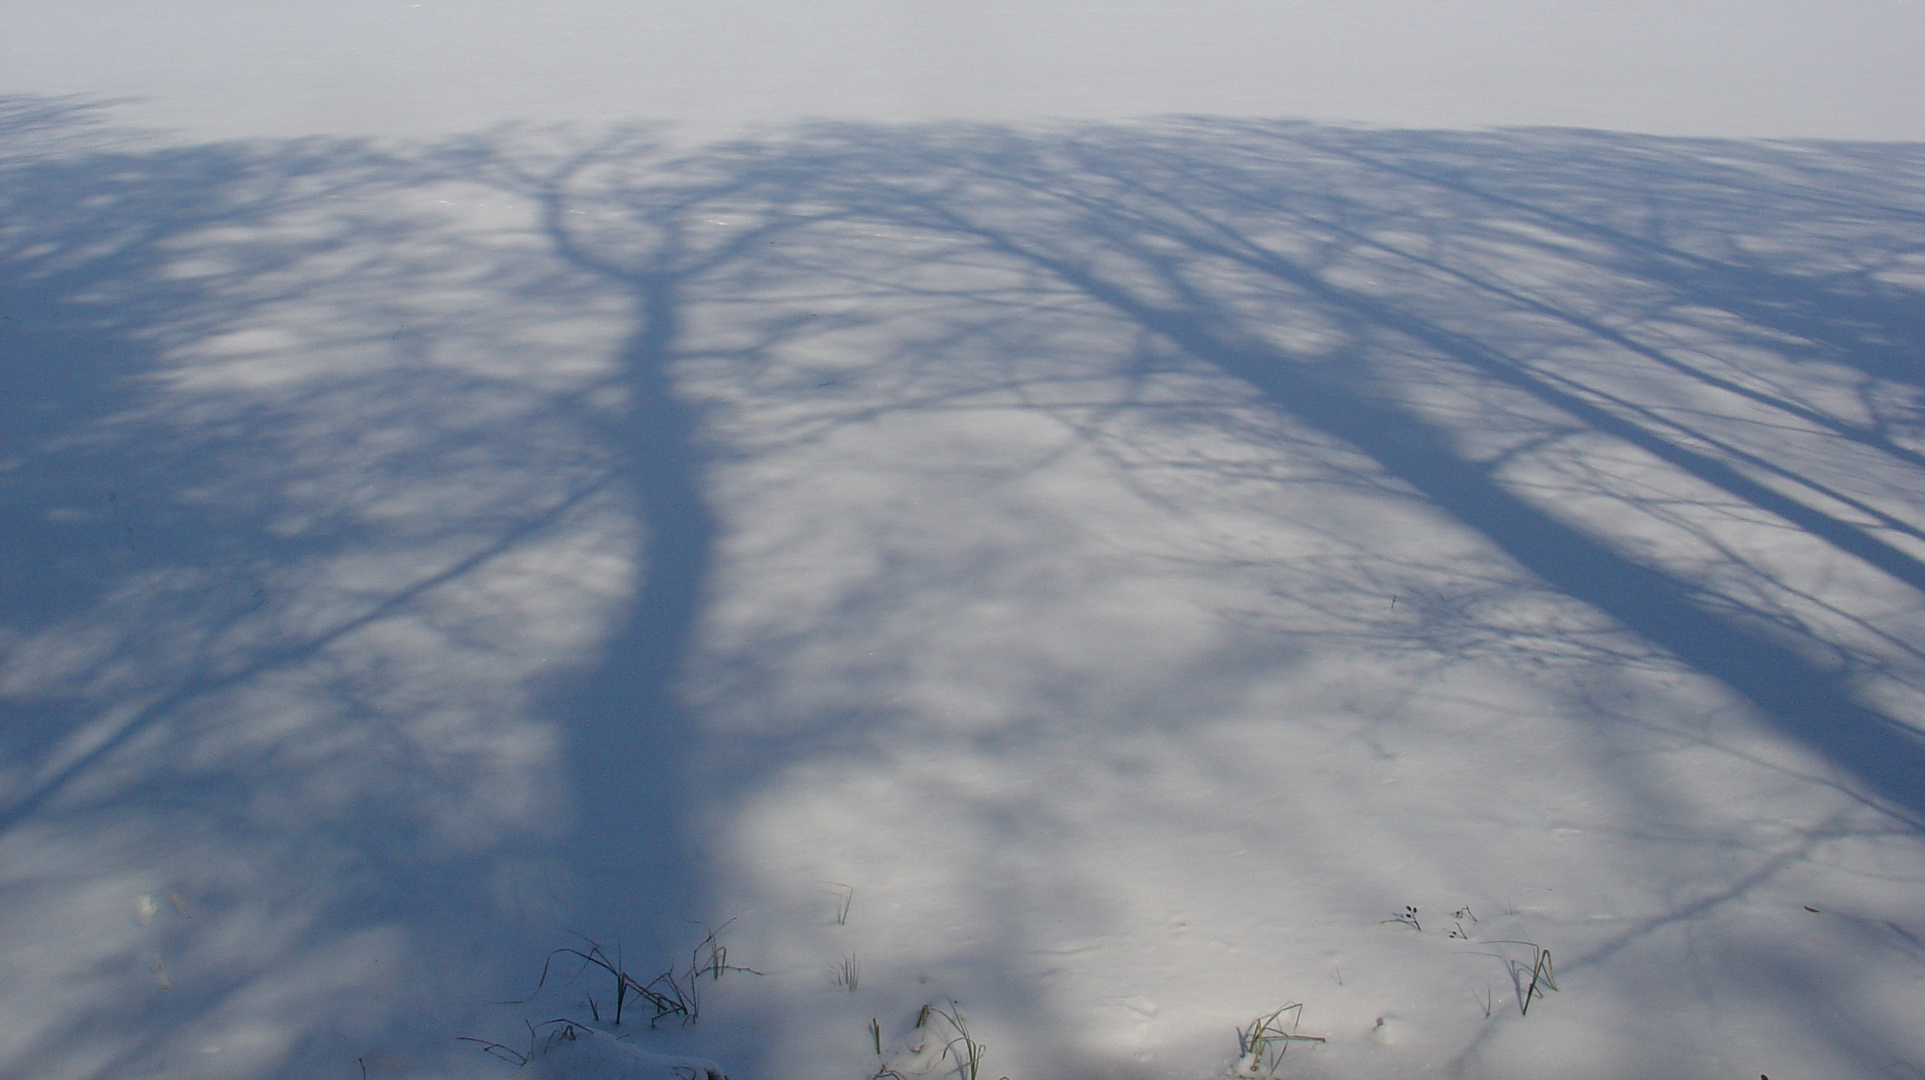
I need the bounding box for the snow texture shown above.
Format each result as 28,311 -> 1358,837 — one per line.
1,14 -> 1925,1079
529,1028 -> 726,1080
4,1 -> 1925,141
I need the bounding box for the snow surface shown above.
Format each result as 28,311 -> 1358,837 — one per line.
4,1 -> 1925,142
3,10 -> 1925,1080
525,1028 -> 725,1080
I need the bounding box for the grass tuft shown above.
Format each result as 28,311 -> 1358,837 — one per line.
834,954 -> 861,993
1484,940 -> 1557,1016
499,923 -> 760,1030
828,882 -> 856,926
867,1016 -> 910,1080
1234,1003 -> 1326,1077
456,1035 -> 527,1068
866,1000 -> 1017,1080
458,1018 -> 587,1067
928,1002 -> 991,1080
1382,905 -> 1422,932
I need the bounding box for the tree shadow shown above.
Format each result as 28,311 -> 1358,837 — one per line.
0,101 -> 702,1077
475,118 -> 1924,1078
516,116 -> 1924,817
5,99 -> 1925,1079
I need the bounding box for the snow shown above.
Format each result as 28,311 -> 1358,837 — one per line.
4,1 -> 1925,142
3,9 -> 1925,1080
526,1028 -> 725,1080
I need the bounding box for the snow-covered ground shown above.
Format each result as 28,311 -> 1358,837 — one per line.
4,7 -> 1925,1080
6,1 -> 1925,142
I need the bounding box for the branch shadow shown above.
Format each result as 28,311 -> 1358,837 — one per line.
5,97 -> 1925,1080
472,118 -> 1925,1078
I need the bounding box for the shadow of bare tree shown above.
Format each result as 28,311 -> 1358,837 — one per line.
3,99 -> 1923,1078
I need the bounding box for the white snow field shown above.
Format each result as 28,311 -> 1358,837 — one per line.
4,6 -> 1925,1080
5,0 -> 1925,142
